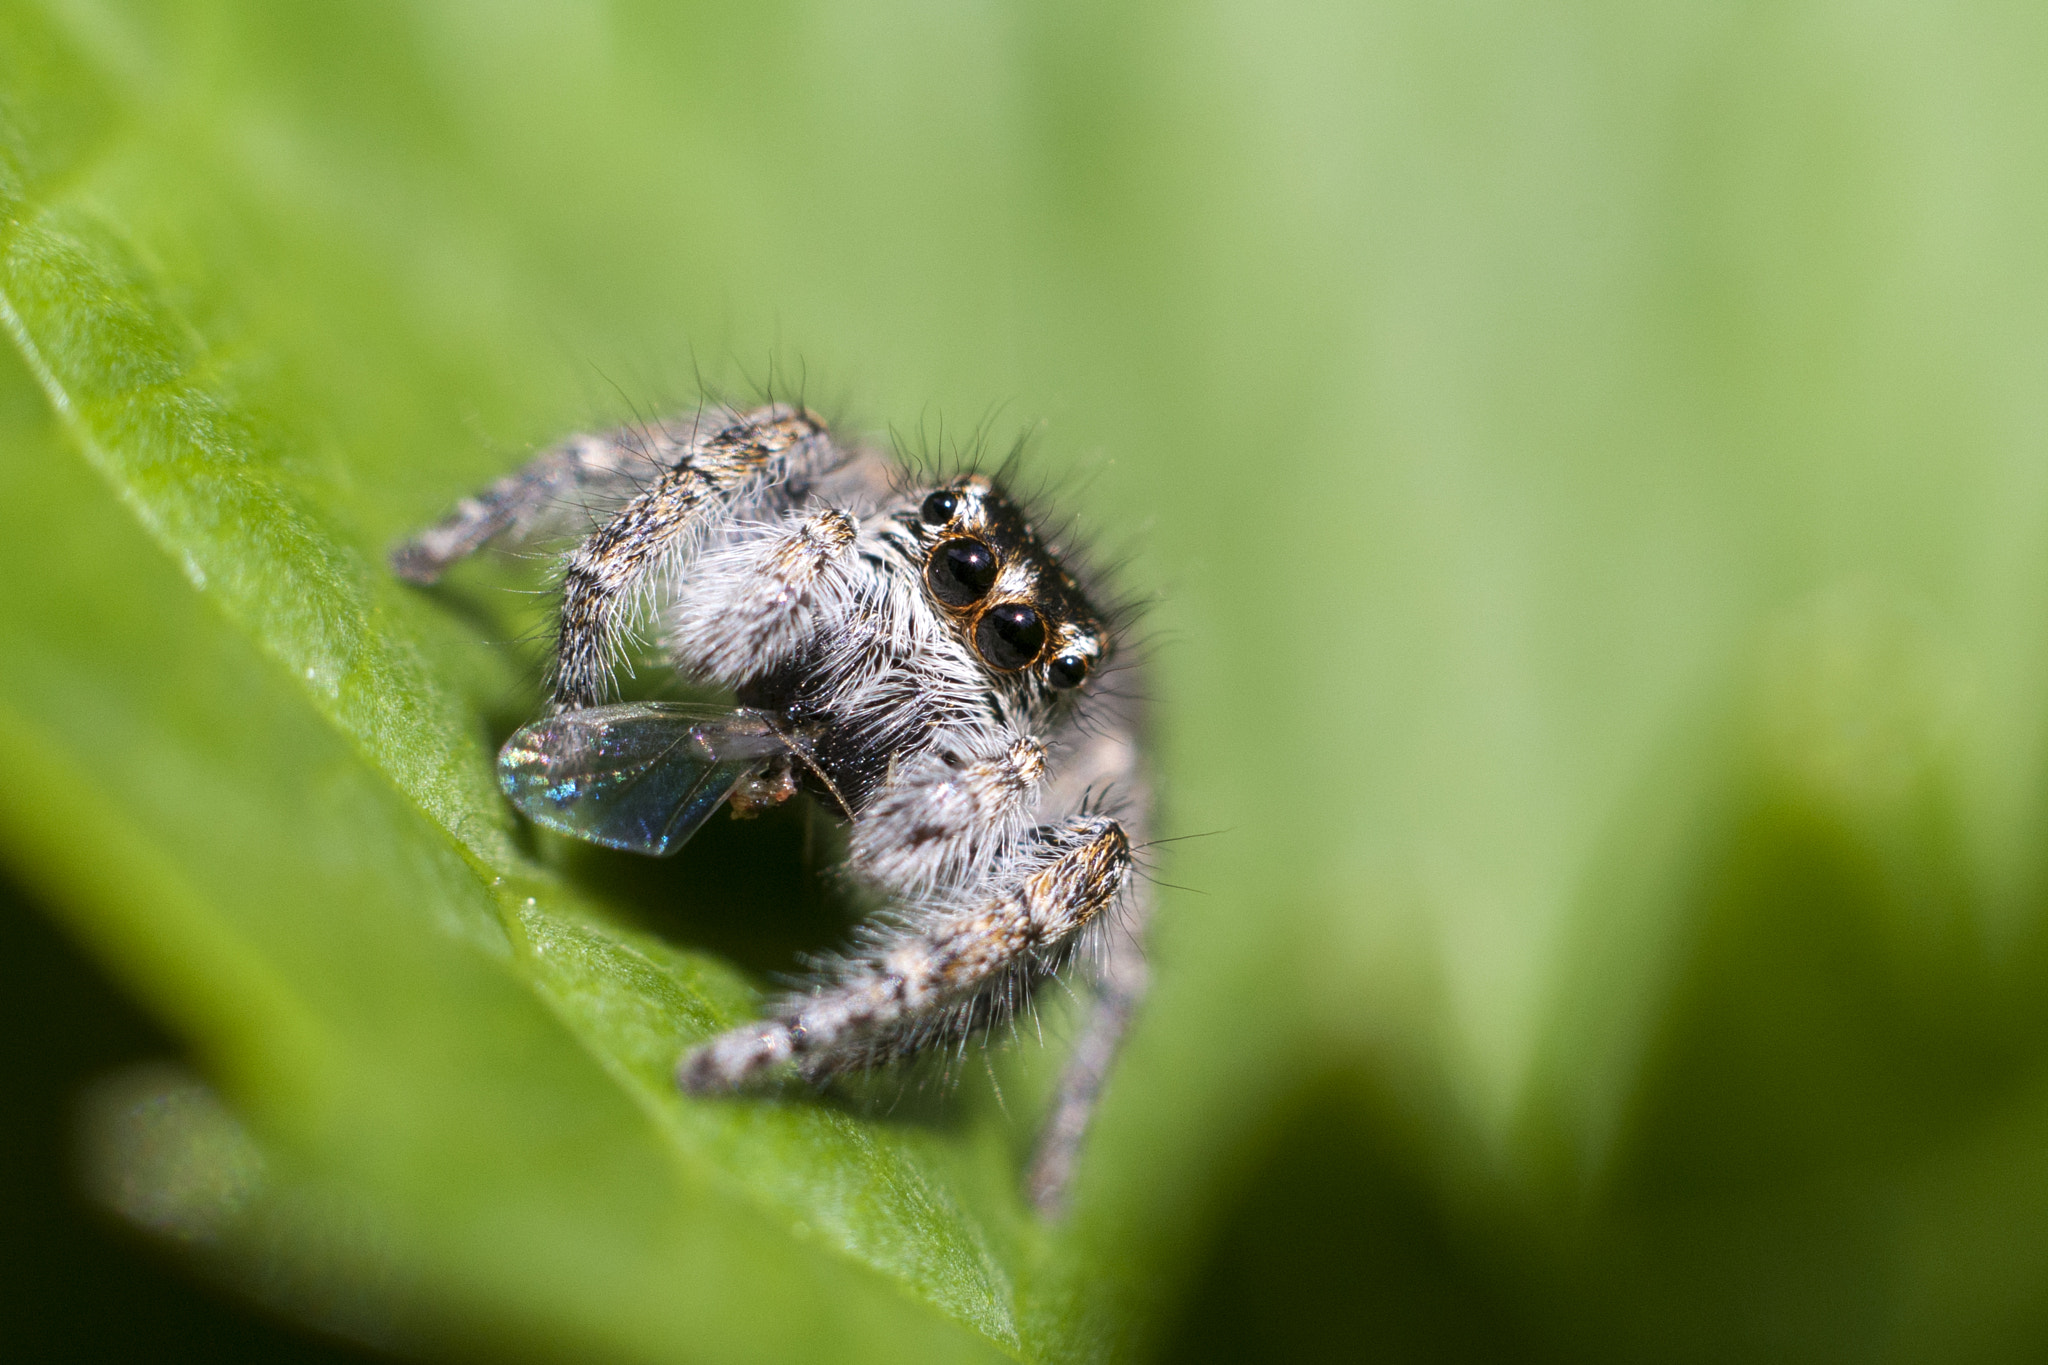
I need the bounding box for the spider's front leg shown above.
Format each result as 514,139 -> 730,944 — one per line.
679,813 -> 1133,1090
544,405 -> 835,707
390,403 -> 841,706
390,428 -> 663,586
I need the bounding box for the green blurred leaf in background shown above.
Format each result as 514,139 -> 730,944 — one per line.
8,1 -> 2048,1361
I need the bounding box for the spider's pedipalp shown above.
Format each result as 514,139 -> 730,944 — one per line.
666,508 -> 859,687
845,731 -> 1048,900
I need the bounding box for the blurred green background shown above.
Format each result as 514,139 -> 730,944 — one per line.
7,0 -> 2048,1360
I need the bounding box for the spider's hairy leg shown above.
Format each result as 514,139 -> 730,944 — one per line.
678,815 -> 1132,1092
1025,717 -> 1154,1215
553,406 -> 834,708
390,430 -> 663,585
666,507 -> 860,687
1025,907 -> 1149,1213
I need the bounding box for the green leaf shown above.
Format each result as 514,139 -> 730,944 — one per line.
12,1 -> 2048,1361
0,5 -> 1064,1361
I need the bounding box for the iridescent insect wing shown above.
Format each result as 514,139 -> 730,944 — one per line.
498,703 -> 790,857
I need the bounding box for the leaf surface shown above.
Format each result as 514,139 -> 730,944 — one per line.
12,2 -> 2048,1362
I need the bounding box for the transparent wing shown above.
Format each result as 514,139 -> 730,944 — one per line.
498,703 -> 792,857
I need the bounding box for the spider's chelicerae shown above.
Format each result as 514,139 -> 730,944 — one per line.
392,403 -> 1152,1212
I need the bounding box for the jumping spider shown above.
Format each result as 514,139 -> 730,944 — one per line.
392,403 -> 1151,1212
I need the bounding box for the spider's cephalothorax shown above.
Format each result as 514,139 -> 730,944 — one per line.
393,404 -> 1152,1213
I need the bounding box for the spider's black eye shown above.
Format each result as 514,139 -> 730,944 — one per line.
1049,654 -> 1091,690
976,603 -> 1047,670
920,489 -> 959,525
928,537 -> 998,606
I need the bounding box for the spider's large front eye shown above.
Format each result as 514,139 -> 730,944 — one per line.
920,489 -> 959,525
976,603 -> 1047,670
928,537 -> 998,606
